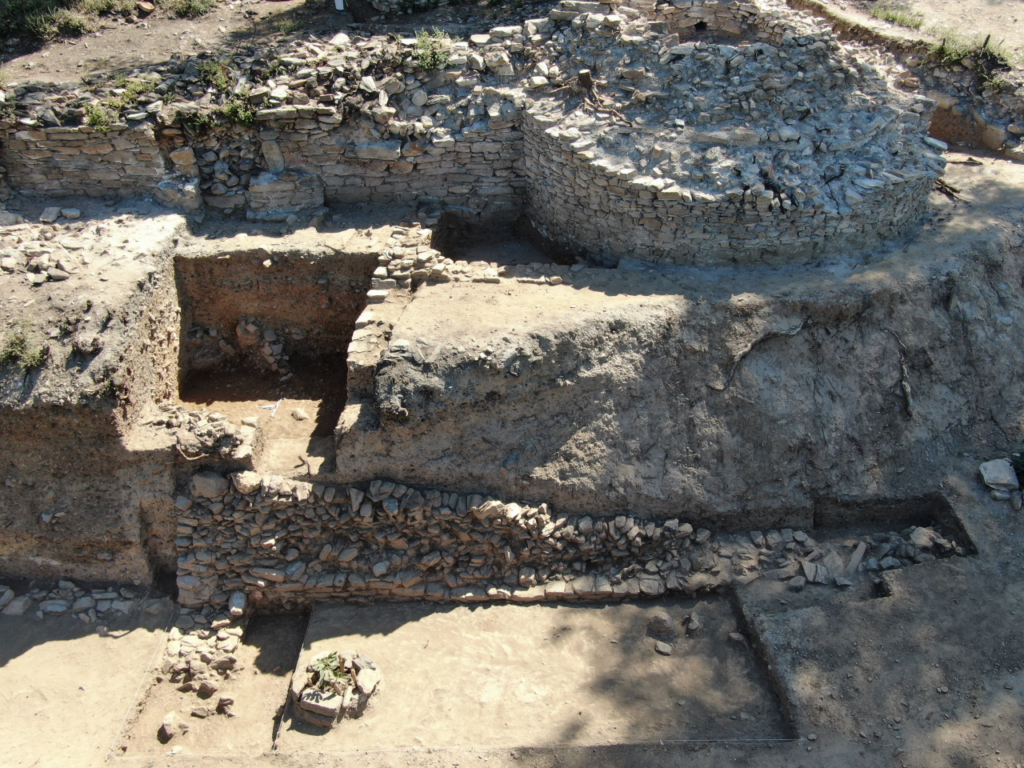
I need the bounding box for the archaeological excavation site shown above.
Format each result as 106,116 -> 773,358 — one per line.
3,0 -> 1024,765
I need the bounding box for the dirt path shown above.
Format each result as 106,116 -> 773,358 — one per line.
809,0 -> 1024,62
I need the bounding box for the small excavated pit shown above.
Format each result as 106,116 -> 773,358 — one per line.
174,245 -> 378,472
429,212 -> 576,267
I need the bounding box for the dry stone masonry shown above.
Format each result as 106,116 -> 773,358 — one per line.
173,469 -> 964,612
0,0 -> 949,265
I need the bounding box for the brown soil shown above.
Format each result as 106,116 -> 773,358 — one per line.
0,607 -> 172,768
278,597 -> 788,752
180,357 -> 347,438
0,0 -> 559,87
179,360 -> 344,474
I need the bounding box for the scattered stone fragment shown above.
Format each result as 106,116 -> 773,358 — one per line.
685,612 -> 704,636
647,609 -> 676,639
654,640 -> 673,656
980,459 -> 1019,490
159,712 -> 186,741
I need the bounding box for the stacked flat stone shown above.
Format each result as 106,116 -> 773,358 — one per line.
173,469 -> 963,610
3,124 -> 163,198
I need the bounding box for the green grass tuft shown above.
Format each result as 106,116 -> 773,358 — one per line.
221,96 -> 255,127
871,1 -> 923,30
0,326 -> 49,370
275,18 -> 303,35
84,101 -> 112,128
166,0 -> 216,19
928,29 -> 1013,89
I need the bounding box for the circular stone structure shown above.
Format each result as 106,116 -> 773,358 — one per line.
523,0 -> 947,265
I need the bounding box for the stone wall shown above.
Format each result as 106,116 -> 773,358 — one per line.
255,117 -> 527,223
0,0 -> 947,266
522,112 -> 937,265
174,469 -> 963,611
1,124 -> 165,198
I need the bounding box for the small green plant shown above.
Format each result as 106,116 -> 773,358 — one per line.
929,30 -> 1011,68
166,0 -> 216,19
84,101 -> 112,129
275,18 -> 302,35
175,108 -> 216,132
81,0 -> 133,16
929,30 -> 1012,89
309,652 -> 351,692
105,77 -> 147,112
413,27 -> 451,71
22,6 -> 89,40
197,59 -> 233,93
870,1 -> 923,30
0,327 -> 48,370
221,96 -> 255,127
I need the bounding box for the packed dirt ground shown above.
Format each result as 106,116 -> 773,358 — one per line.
3,477 -> 1024,768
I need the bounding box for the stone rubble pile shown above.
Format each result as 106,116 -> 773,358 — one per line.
0,579 -> 170,620
159,612 -> 246,723
0,210 -> 171,288
146,403 -> 260,464
185,315 -> 302,376
173,469 -> 964,610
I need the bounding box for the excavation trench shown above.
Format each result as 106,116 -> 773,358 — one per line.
173,245 -> 378,474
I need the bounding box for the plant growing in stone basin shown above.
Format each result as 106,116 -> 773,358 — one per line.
309,651 -> 352,696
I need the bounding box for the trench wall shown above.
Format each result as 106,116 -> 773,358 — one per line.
0,406 -> 172,583
176,247 -> 378,379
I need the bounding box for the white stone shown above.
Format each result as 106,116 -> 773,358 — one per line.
980,459 -> 1019,490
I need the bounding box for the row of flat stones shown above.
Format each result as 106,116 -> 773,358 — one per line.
173,469 -> 963,610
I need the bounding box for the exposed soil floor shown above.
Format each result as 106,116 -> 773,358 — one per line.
0,604 -> 173,768
2,477 -> 1022,768
179,360 -> 346,474
279,598 -> 788,752
449,237 -> 551,267
809,0 -> 1024,64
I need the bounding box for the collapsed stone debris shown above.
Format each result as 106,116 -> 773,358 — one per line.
290,650 -> 381,728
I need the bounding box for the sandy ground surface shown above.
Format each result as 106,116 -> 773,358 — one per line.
0,605 -> 171,768
279,598 -> 786,752
815,0 -> 1024,62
